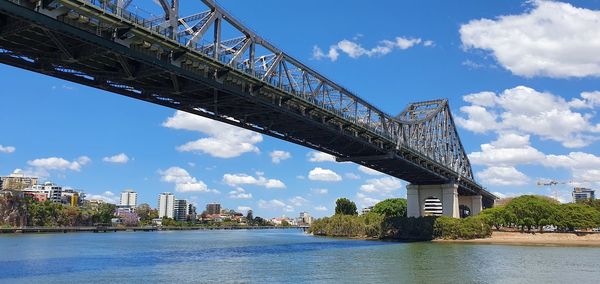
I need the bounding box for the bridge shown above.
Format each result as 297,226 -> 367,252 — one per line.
0,0 -> 497,218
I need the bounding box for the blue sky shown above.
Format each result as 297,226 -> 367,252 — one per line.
2,0 -> 600,217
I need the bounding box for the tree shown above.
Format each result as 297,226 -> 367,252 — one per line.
479,206 -> 513,230
161,217 -> 179,227
555,203 -> 600,231
335,198 -> 357,215
136,203 -> 151,221
246,210 -> 254,225
371,198 -> 407,218
505,195 -> 558,232
95,203 -> 116,224
120,212 -> 140,227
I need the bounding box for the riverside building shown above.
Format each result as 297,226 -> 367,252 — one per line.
572,187 -> 595,202
174,199 -> 188,221
1,172 -> 38,190
158,192 -> 175,219
206,203 -> 221,215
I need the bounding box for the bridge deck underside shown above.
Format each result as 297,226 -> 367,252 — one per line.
0,2 -> 495,208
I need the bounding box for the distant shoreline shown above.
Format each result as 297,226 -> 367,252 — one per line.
0,226 -> 308,234
433,231 -> 600,247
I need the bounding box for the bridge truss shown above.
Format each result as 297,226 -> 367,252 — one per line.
0,0 -> 496,206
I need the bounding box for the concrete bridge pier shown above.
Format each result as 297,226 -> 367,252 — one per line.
407,183 -> 482,218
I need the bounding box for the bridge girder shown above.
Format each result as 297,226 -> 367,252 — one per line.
0,0 -> 496,204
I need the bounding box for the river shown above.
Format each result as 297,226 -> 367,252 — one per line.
0,229 -> 598,283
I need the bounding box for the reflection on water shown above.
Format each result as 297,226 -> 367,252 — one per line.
0,230 -> 599,283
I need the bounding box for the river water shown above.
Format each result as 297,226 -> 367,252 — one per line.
0,229 -> 599,283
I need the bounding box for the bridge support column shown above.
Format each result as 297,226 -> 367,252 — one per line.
458,195 -> 483,217
406,183 -> 459,218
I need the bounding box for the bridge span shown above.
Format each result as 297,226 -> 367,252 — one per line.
0,0 -> 496,217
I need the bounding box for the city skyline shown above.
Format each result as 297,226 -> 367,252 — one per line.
2,0 -> 600,217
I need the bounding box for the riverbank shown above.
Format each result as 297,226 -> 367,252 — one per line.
434,231 -> 600,247
0,225 -> 307,234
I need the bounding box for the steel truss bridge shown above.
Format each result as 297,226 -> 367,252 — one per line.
0,0 -> 496,207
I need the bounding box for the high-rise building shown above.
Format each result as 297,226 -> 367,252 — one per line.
174,199 -> 188,221
206,203 -> 221,215
187,203 -> 197,221
1,172 -> 38,190
299,212 -> 313,225
158,192 -> 175,219
573,187 -> 595,202
120,190 -> 138,207
36,182 -> 62,203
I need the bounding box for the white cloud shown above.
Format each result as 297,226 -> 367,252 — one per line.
237,206 -> 252,213
460,1 -> 600,78
456,86 -> 600,148
357,165 -> 384,176
454,105 -> 499,133
314,205 -> 328,211
307,151 -> 336,162
288,196 -> 308,207
356,192 -> 380,208
359,177 -> 403,195
544,152 -> 600,183
269,150 -> 291,164
258,199 -> 294,212
163,111 -> 262,158
228,187 -> 252,199
570,91 -> 600,109
345,173 -> 361,180
308,167 -> 342,182
312,45 -> 339,61
0,145 -> 15,154
27,156 -> 91,174
469,133 -> 546,166
476,166 -> 529,186
159,166 -> 219,193
463,91 -> 497,107
87,191 -> 118,204
311,188 -> 328,195
313,36 -> 433,61
102,153 -> 129,164
223,172 -> 286,189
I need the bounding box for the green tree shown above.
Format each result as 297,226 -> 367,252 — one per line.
136,203 -> 151,221
371,198 -> 407,218
246,210 -> 254,225
94,203 -> 116,224
161,217 -> 179,227
505,195 -> 558,232
335,198 -> 357,215
555,203 -> 600,231
479,206 -> 513,230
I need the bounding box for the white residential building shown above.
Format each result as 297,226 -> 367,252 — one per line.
158,192 -> 175,219
120,189 -> 138,207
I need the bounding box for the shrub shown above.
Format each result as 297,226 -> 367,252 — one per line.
433,216 -> 491,240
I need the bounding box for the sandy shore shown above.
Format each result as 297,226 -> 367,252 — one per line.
434,231 -> 600,247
